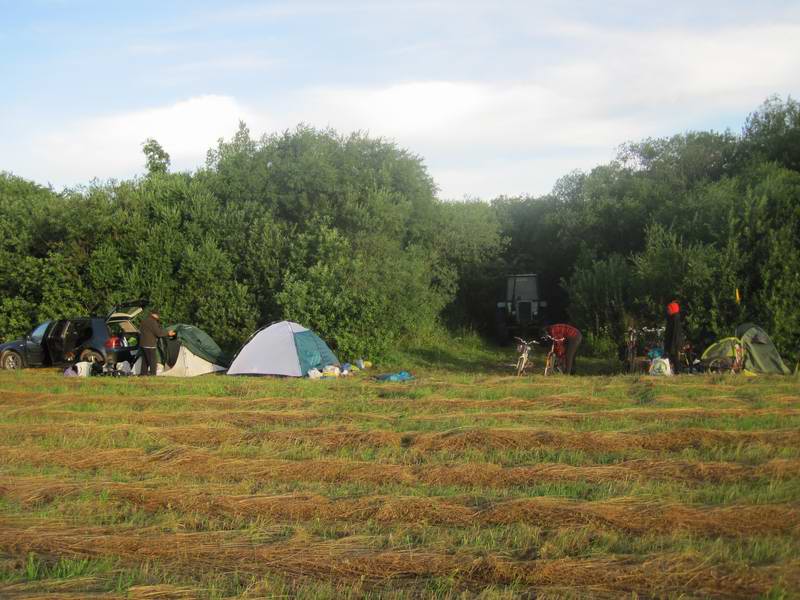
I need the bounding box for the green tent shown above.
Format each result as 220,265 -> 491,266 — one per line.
134,324 -> 230,377
735,323 -> 791,375
159,323 -> 231,367
700,337 -> 741,364
701,324 -> 791,375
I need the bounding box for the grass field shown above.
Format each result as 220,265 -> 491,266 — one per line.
1,347 -> 799,599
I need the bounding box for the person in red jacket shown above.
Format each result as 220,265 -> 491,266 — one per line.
545,323 -> 582,375
665,300 -> 683,372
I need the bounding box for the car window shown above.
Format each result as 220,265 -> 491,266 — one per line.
73,320 -> 96,345
28,321 -> 51,344
55,320 -> 71,338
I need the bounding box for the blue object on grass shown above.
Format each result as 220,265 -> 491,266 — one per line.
376,371 -> 414,382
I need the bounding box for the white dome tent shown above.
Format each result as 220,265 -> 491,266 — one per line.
227,321 -> 339,377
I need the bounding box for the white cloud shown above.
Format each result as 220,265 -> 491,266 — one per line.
434,154 -> 612,201
283,21 -> 800,197
3,18 -> 798,199
5,95 -> 259,186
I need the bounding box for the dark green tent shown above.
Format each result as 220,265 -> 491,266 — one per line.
702,324 -> 791,375
700,337 -> 741,364
162,324 -> 231,368
735,323 -> 791,375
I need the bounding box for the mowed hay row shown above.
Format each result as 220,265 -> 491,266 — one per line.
407,406 -> 800,424
0,388 -> 331,412
0,574 -> 135,599
0,578 -> 197,600
3,445 -> 798,488
0,519 -> 793,599
410,427 -> 800,454
398,390 -> 794,411
386,394 -> 631,412
243,425 -> 800,456
1,407 -> 325,428
3,475 -> 798,537
10,421 -> 799,456
0,422 -> 246,449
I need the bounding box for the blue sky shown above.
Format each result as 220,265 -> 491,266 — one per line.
2,1 -> 799,198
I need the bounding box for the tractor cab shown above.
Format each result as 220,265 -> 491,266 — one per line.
496,274 -> 547,342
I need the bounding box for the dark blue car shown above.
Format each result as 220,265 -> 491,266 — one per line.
0,301 -> 147,370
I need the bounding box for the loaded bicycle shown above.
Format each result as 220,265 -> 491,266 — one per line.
543,334 -> 566,376
514,337 -> 539,376
624,326 -> 666,373
706,341 -> 744,374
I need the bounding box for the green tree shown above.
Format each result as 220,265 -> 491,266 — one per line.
142,138 -> 171,175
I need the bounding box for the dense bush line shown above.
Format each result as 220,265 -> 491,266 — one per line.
492,96 -> 800,360
0,125 -> 504,357
1,96 -> 798,361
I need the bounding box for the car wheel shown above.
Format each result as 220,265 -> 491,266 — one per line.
79,349 -> 104,364
1,350 -> 23,370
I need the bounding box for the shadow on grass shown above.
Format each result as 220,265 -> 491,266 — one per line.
399,346 -> 513,375
393,344 -> 621,377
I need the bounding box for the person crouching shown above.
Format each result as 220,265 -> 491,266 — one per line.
545,323 -> 582,375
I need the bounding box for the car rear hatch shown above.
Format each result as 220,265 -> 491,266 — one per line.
106,299 -> 149,328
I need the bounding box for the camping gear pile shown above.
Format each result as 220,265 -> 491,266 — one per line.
58,310 -> 793,380
60,318 -> 375,379
64,323 -> 229,378
621,321 -> 792,377
64,359 -> 134,377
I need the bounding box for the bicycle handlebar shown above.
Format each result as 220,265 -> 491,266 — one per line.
542,334 -> 566,343
627,326 -> 665,335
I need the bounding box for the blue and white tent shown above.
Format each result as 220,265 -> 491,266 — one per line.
227,321 -> 339,377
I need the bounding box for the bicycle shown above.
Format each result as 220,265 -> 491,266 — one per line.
624,327 -> 638,373
641,326 -> 665,353
514,337 -> 538,376
543,334 -> 566,375
623,326 -> 665,374
707,342 -> 744,374
677,342 -> 700,373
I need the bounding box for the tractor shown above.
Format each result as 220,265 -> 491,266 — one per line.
495,273 -> 547,343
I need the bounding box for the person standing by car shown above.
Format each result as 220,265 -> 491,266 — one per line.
545,323 -> 582,375
139,310 -> 175,376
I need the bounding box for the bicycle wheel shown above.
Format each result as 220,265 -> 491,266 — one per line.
626,345 -> 636,374
516,355 -> 527,376
707,358 -> 732,374
544,352 -> 555,376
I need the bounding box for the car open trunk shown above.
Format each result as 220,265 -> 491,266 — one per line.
106,299 -> 148,329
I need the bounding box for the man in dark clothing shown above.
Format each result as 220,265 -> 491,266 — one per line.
664,300 -> 683,373
138,310 -> 175,376
545,323 -> 582,375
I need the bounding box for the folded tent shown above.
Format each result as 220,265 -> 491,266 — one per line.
227,321 -> 339,377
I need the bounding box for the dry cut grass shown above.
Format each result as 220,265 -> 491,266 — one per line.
1,369 -> 799,598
